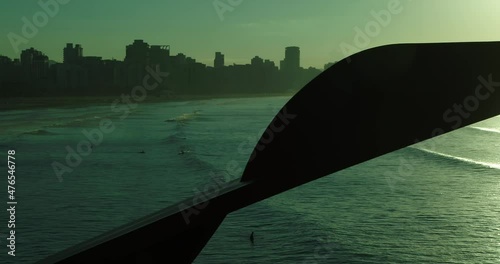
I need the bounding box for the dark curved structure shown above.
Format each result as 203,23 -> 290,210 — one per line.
39,41 -> 500,263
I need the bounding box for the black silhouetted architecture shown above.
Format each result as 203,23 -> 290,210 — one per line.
0,41 -> 323,97
281,46 -> 300,72
17,48 -> 50,95
21,48 -> 49,81
150,45 -> 170,69
0,56 -> 22,97
214,52 -> 224,68
279,46 -> 307,90
125,40 -> 150,65
63,43 -> 83,64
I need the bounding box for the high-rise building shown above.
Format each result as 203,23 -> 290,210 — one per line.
125,39 -> 150,65
150,45 -> 170,68
282,46 -> 300,72
21,48 -> 49,81
279,46 -> 301,91
124,40 -> 150,88
0,56 -> 12,90
75,44 -> 83,57
214,52 -> 224,68
63,43 -> 83,64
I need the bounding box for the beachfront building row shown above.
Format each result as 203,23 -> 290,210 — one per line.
0,41 -> 324,97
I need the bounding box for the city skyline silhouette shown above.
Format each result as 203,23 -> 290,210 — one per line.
0,39 -> 326,97
3,1 -> 500,70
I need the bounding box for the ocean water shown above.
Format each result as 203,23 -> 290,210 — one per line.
0,96 -> 499,263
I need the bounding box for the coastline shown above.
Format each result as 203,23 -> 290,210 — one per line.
0,92 -> 296,112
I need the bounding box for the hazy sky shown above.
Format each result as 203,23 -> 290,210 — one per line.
1,0 -> 500,69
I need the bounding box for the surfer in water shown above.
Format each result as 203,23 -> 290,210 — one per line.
250,232 -> 254,245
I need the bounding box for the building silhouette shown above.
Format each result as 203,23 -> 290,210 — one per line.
0,56 -> 21,96
21,48 -> 49,80
0,40 -> 325,98
18,48 -> 50,95
281,46 -> 300,72
278,46 -> 303,91
125,40 -> 151,90
122,40 -> 171,93
125,40 -> 150,65
150,45 -> 170,69
63,43 -> 83,64
55,44 -> 87,94
214,52 -> 224,68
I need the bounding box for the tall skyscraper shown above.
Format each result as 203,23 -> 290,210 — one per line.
21,48 -> 49,81
75,44 -> 83,58
279,46 -> 301,91
125,39 -> 150,65
283,46 -> 300,72
150,45 -> 170,68
214,52 -> 224,68
63,43 -> 83,64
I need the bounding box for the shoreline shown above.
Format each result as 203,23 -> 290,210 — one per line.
0,92 -> 296,112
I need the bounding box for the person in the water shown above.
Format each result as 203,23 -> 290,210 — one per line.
250,232 -> 254,244
139,150 -> 145,154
